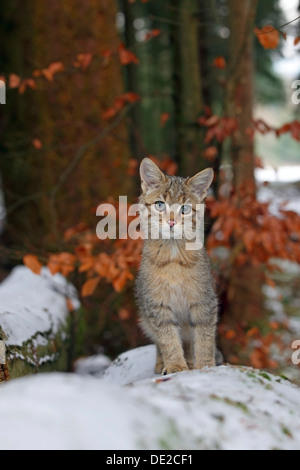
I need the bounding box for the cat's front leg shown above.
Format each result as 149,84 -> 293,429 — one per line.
155,345 -> 164,374
142,308 -> 188,375
189,305 -> 217,369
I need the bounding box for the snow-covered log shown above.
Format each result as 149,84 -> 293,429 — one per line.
0,266 -> 80,382
0,346 -> 300,450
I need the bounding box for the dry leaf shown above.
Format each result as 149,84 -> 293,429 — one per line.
32,139 -> 43,150
254,25 -> 280,49
23,254 -> 42,275
81,277 -> 101,297
9,74 -> 21,89
213,56 -> 226,69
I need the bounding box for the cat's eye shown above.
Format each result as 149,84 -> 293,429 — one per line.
181,205 -> 192,215
155,201 -> 166,212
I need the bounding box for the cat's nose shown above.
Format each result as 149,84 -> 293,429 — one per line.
167,219 -> 176,228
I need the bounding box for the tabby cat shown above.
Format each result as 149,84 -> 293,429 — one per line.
136,158 -> 218,375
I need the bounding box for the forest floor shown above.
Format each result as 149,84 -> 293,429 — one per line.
0,345 -> 300,450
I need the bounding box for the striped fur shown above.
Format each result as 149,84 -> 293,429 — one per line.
136,159 -> 218,375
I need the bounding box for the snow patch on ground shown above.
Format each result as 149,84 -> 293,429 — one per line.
0,266 -> 79,346
0,346 -> 300,450
101,345 -> 156,385
75,354 -> 112,377
256,166 -> 300,184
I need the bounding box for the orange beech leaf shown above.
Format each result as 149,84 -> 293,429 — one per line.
23,254 -> 42,275
246,327 -> 259,338
9,74 -> 21,89
118,43 -> 139,65
270,321 -> 280,331
48,254 -> 62,276
254,25 -> 279,49
74,53 -> 93,70
254,156 -> 264,169
250,349 -> 264,369
19,79 -> 36,95
81,277 -> 101,297
119,308 -> 130,320
145,29 -> 162,41
225,330 -> 236,340
213,56 -> 226,69
290,121 -> 300,141
265,277 -> 276,288
243,229 -> 256,252
64,223 -> 89,241
66,298 -> 75,312
159,157 -> 178,176
276,123 -> 291,137
122,92 -> 141,103
127,158 -> 139,176
59,253 -> 77,277
203,146 -> 218,161
112,269 -> 134,293
101,49 -> 113,59
32,139 -> 43,150
79,256 -> 95,273
160,112 -> 170,127
202,115 -> 220,127
280,31 -> 287,41
102,107 -> 118,120
294,36 -> 300,46
41,62 -> 64,81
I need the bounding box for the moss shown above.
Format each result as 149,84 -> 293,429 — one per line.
259,371 -> 272,381
210,395 -> 249,414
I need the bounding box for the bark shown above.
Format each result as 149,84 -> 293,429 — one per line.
221,0 -> 263,361
1,0 -> 132,250
226,0 -> 258,199
174,0 -> 205,176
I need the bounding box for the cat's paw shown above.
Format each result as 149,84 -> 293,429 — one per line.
155,364 -> 163,374
162,364 -> 189,375
194,360 -> 216,369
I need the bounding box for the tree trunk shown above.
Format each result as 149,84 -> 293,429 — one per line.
1,0 -> 132,251
174,0 -> 205,176
226,0 -> 257,199
221,0 -> 263,361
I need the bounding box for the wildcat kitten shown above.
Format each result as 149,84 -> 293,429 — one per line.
136,158 -> 218,375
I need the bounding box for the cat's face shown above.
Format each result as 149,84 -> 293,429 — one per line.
139,158 -> 214,241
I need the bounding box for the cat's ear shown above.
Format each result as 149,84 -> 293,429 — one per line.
140,158 -> 166,193
187,168 -> 214,200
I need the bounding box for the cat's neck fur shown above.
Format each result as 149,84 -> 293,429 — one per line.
143,238 -> 199,268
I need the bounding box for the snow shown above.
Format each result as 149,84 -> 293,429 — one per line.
256,166 -> 300,184
101,345 -> 156,384
75,354 -> 111,377
0,266 -> 79,347
0,346 -> 300,450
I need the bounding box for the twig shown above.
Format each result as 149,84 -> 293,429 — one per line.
255,15 -> 300,34
6,191 -> 45,215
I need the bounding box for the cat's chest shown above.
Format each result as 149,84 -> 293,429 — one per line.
149,262 -> 201,314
